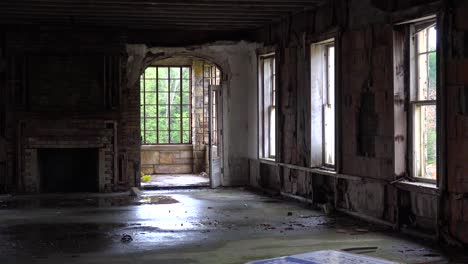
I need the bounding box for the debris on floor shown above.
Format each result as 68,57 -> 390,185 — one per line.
120,234 -> 133,243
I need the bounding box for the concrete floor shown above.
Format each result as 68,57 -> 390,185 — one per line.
0,188 -> 453,264
141,174 -> 210,188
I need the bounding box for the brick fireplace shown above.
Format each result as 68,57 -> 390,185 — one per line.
19,119 -> 116,193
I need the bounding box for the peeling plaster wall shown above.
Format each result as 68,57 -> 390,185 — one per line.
127,41 -> 259,186
248,0 -> 468,246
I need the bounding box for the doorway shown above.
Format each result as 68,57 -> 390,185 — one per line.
139,57 -> 223,189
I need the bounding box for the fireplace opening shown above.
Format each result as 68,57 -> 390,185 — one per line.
38,148 -> 99,193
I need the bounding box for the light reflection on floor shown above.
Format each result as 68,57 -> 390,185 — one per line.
135,194 -> 202,230
0,189 -> 450,264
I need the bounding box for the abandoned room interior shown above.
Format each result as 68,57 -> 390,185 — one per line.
1,0 -> 468,263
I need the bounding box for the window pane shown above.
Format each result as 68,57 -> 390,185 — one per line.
428,26 -> 437,52
182,130 -> 190,143
140,77 -> 145,94
269,107 -> 276,157
182,118 -> 190,130
158,118 -> 168,131
418,54 -> 429,100
182,80 -> 190,92
158,67 -> 168,79
170,67 -> 180,79
170,79 -> 180,93
324,104 -> 335,165
158,105 -> 168,118
170,131 -> 181,143
158,79 -> 169,91
145,131 -> 157,144
182,105 -> 190,118
170,104 -> 181,117
140,117 -> 144,134
145,119 -> 156,130
263,58 -> 272,108
182,67 -> 190,79
145,93 -> 156,104
414,104 -> 437,180
158,92 -> 168,105
145,105 -> 156,117
170,118 -> 181,130
170,93 -> 181,105
158,131 -> 169,144
324,45 -> 335,166
145,79 -> 156,92
182,92 -> 190,104
428,52 -> 437,100
145,67 -> 156,78
417,29 -> 428,53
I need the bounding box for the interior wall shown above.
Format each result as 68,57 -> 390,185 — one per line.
0,29 -> 134,193
249,0 -> 468,246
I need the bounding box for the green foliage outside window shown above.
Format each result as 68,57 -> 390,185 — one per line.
141,66 -> 191,144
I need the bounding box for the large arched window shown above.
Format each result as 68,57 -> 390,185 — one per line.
140,66 -> 192,144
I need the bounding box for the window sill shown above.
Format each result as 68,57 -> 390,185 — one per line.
310,167 -> 337,177
394,180 -> 439,196
259,158 -> 276,165
141,144 -> 193,151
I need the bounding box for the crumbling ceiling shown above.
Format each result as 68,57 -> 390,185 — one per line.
0,0 -> 325,31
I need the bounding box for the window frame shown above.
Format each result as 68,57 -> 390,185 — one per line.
310,38 -> 337,170
322,43 -> 336,168
409,20 -> 438,183
258,53 -> 276,160
140,66 -> 192,145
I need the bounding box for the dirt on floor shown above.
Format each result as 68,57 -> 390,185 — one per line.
0,188 -> 456,264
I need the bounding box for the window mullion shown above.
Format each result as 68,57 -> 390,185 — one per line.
180,67 -> 183,144
167,67 -> 170,144
156,67 -> 159,144
143,72 -> 146,144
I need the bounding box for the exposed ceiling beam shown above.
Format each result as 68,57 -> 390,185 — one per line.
0,0 -> 326,31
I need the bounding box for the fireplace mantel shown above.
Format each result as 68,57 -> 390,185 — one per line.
19,119 -> 116,193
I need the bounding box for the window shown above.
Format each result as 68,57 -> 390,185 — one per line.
203,64 -> 221,145
140,66 -> 191,144
411,21 -> 437,180
311,39 -> 336,168
323,44 -> 336,166
259,55 -> 276,159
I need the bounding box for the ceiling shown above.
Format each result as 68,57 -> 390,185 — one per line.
0,0 -> 325,31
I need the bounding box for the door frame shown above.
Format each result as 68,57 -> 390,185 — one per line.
208,84 -> 224,188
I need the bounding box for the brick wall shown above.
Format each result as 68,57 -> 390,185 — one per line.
446,1 -> 468,244
19,119 -> 116,193
1,28 -> 138,193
